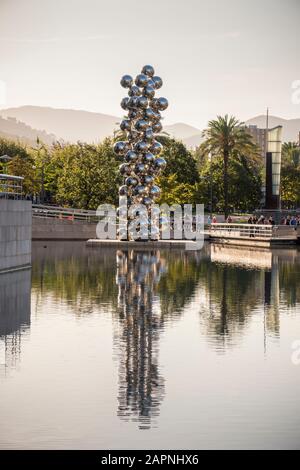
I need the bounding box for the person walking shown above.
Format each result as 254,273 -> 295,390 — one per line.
269,216 -> 275,226
248,216 -> 255,237
291,216 -> 297,227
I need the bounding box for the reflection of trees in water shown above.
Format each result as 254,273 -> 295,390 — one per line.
0,269 -> 31,375
277,250 -> 300,308
198,246 -> 300,348
198,261 -> 265,348
31,241 -> 118,314
30,241 -> 300,420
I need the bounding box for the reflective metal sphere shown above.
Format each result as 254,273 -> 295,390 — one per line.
128,85 -> 141,97
119,163 -> 132,175
156,97 -> 168,111
144,127 -> 154,141
147,78 -> 155,88
149,98 -> 159,110
143,152 -> 155,164
134,163 -> 146,174
120,75 -> 133,88
141,65 -> 155,77
143,174 -> 154,185
120,119 -> 131,131
134,141 -> 149,153
125,150 -> 138,163
121,97 -> 130,110
144,107 -> 156,121
133,184 -> 146,196
150,141 -> 163,155
142,196 -> 152,206
128,109 -> 141,120
128,96 -> 139,108
137,96 -> 148,109
143,85 -> 155,99
135,119 -> 149,131
125,176 -> 138,187
152,121 -> 163,133
154,157 -> 167,169
152,111 -> 161,122
114,141 -> 129,155
150,185 -> 161,198
152,76 -> 163,89
135,73 -> 148,87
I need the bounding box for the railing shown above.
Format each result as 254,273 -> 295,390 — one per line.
32,204 -> 98,223
0,174 -> 24,199
209,223 -> 297,240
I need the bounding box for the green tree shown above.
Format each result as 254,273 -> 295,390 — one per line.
157,136 -> 199,184
196,149 -> 262,213
201,115 -> 259,218
55,138 -> 121,209
157,174 -> 199,205
0,137 -> 38,195
281,142 -> 300,208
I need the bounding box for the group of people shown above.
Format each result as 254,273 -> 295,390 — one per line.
280,215 -> 300,226
247,214 -> 300,226
247,215 -> 275,226
207,214 -> 300,226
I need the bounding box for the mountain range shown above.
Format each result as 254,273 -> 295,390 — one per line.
0,105 -> 299,148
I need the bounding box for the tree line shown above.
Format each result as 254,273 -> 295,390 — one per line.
0,115 -> 299,213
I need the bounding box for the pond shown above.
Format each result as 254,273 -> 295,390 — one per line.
0,241 -> 300,449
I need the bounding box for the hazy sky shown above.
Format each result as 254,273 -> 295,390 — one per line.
0,0 -> 299,128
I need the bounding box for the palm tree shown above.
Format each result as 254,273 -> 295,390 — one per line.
202,115 -> 258,219
282,142 -> 300,167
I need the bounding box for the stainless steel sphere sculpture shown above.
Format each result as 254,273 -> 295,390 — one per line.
114,65 -> 168,240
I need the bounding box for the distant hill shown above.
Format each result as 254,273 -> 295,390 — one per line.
245,115 -> 300,143
0,105 -> 203,147
0,106 -> 299,148
164,122 -> 201,139
0,115 -> 57,146
0,106 -> 119,143
164,122 -> 203,148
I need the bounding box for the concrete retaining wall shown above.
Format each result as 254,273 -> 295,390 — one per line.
0,199 -> 32,273
32,217 -> 97,240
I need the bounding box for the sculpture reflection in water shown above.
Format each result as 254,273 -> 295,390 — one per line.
115,249 -> 167,429
0,269 -> 31,376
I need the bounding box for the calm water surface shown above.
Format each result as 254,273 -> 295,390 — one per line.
0,241 -> 300,449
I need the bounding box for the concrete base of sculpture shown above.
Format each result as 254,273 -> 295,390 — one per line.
86,239 -> 203,249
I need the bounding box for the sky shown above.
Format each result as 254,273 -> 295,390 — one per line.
0,0 -> 299,128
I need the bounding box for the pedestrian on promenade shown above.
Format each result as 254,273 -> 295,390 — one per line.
258,215 -> 265,224
290,216 -> 297,226
269,216 -> 275,226
248,216 -> 255,237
